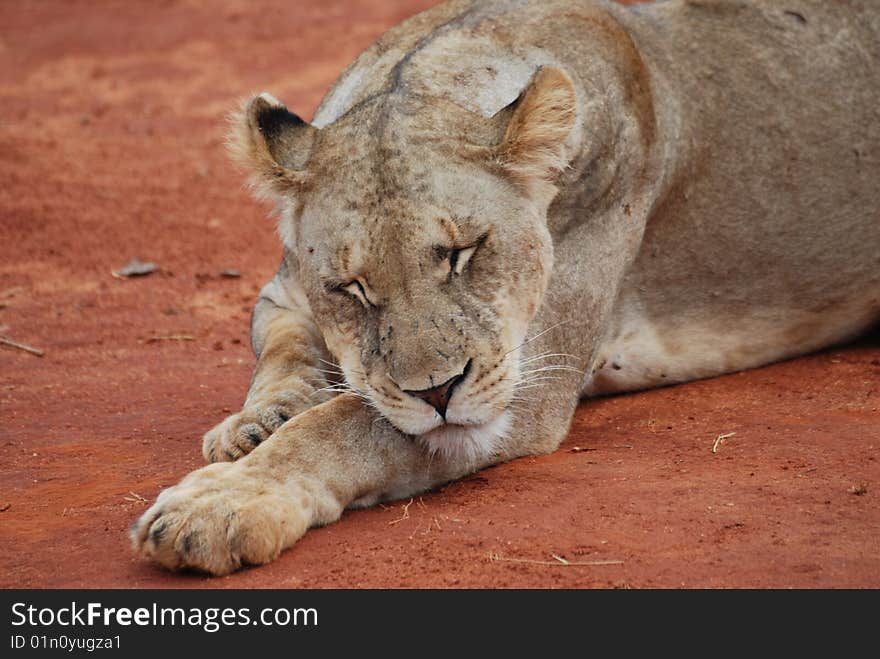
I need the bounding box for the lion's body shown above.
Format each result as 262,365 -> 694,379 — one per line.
589,0 -> 880,394
133,0 -> 880,575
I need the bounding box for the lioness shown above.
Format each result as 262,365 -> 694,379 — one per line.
132,0 -> 880,575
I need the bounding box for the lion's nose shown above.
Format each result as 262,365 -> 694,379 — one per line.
403,360 -> 471,419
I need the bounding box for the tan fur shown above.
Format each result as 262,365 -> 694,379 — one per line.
496,67 -> 578,195
226,93 -> 314,202
201,263 -> 335,461
132,0 -> 880,575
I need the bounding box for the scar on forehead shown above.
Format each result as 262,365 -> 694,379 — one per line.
338,244 -> 351,273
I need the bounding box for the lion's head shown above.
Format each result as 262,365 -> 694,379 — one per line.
230,67 -> 578,461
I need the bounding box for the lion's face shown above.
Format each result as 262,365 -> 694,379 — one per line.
231,67 -> 576,459
292,141 -> 554,443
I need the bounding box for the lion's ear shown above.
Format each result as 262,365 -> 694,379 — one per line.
494,67 -> 577,195
227,93 -> 317,200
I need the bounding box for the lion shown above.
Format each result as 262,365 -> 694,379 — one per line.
131,0 -> 880,575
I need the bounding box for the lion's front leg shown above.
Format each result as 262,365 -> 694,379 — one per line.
202,284 -> 336,463
135,394 -> 461,574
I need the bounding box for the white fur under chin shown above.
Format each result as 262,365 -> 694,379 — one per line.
417,411 -> 512,465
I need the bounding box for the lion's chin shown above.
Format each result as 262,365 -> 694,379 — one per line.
415,411 -> 512,464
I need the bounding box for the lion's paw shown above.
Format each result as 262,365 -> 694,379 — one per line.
202,398 -> 299,463
130,463 -> 310,575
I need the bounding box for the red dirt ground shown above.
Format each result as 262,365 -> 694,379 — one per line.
1,0 -> 877,589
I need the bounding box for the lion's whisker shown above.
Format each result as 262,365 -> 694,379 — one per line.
503,320 -> 572,357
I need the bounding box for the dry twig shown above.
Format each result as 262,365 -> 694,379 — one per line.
712,432 -> 736,453
389,498 -> 414,525
123,491 -> 149,504
488,552 -> 623,567
0,336 -> 44,357
146,335 -> 195,343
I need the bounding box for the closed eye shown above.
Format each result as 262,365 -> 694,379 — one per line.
340,279 -> 373,308
449,244 -> 478,275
